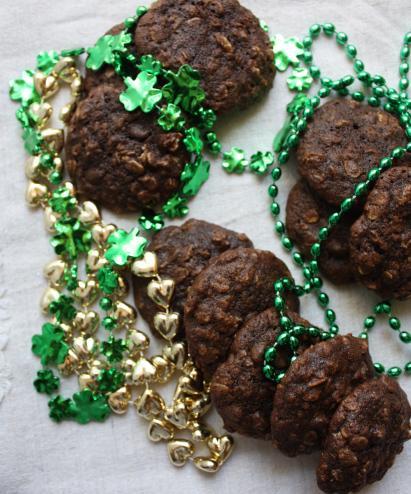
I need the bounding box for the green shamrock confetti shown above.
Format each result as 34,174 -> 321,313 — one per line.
105,227 -> 148,267
138,54 -> 162,75
157,103 -> 185,131
196,107 -> 217,130
222,147 -> 249,174
9,70 -> 40,107
22,127 -> 43,155
119,72 -> 162,113
69,389 -> 110,425
183,127 -> 204,154
50,218 -> 92,259
97,368 -> 125,393
97,265 -> 119,294
32,323 -> 69,366
100,336 -> 127,363
162,195 -> 189,219
34,369 -> 60,395
86,32 -> 132,71
60,47 -> 85,57
163,65 -> 205,112
287,67 -> 313,92
139,212 -> 164,232
48,396 -> 73,423
36,50 -> 60,74
49,294 -> 77,322
249,151 -> 274,175
272,34 -> 304,71
49,186 -> 77,214
181,157 -> 210,196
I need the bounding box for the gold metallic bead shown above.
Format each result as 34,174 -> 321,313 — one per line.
29,102 -> 53,129
86,249 -> 108,272
167,439 -> 194,467
207,435 -> 234,463
153,311 -> 179,340
70,77 -> 82,97
126,329 -> 150,355
40,128 -> 64,153
44,206 -> 59,233
164,401 -> 189,430
147,279 -> 175,309
131,252 -> 158,278
174,375 -> 202,400
53,57 -> 76,81
122,358 -> 136,374
40,287 -> 60,313
78,201 -> 100,224
108,386 -> 131,415
185,394 -> 211,418
162,342 -> 186,370
132,358 -> 156,384
91,223 -> 116,245
34,71 -> 59,99
147,419 -> 174,442
53,156 -> 64,174
43,259 -> 67,287
182,362 -> 202,384
62,181 -> 75,195
115,276 -> 129,299
78,373 -> 94,390
58,350 -> 79,376
73,311 -> 100,335
72,336 -> 97,360
25,156 -> 42,180
26,181 -> 49,208
59,102 -> 75,123
193,457 -> 220,473
189,421 -> 215,442
111,301 -> 136,327
73,280 -> 99,306
151,355 -> 174,383
134,388 -> 165,419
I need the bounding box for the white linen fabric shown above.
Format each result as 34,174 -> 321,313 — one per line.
0,1 -> 410,493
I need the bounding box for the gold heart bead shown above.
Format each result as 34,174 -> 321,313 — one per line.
78,373 -> 94,390
147,279 -> 175,309
59,102 -> 75,123
72,336 -> 96,360
34,72 -> 59,99
25,156 -> 41,180
71,77 -> 82,97
193,457 -> 220,473
167,439 -> 194,467
43,259 -> 67,287
73,280 -> 99,306
134,388 -> 165,419
112,301 -> 137,327
153,311 -> 179,340
86,249 -> 107,272
131,252 -> 158,278
91,223 -> 116,245
40,287 -> 60,313
26,181 -> 48,207
164,401 -> 189,430
108,386 -> 131,415
44,206 -> 59,233
58,350 -> 79,376
41,128 -> 64,153
162,342 -> 186,370
132,358 -> 156,384
207,435 -> 234,463
185,395 -> 211,418
151,355 -> 174,383
190,421 -> 215,442
126,330 -> 150,354
116,276 -> 129,298
78,201 -> 100,224
174,376 -> 202,399
29,102 -> 52,129
73,311 -> 100,335
89,359 -> 105,379
122,358 -> 136,374
53,57 -> 76,81
147,419 -> 174,442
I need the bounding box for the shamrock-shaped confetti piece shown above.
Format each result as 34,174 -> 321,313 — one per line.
49,294 -> 77,322
22,127 -> 43,155
86,32 -> 132,71
69,389 -> 110,425
48,395 -> 73,422
196,107 -> 217,130
183,127 -> 204,154
272,34 -> 304,71
97,265 -> 119,294
139,212 -> 165,232
181,157 -> 210,196
119,72 -> 162,113
34,369 -> 60,395
100,336 -> 127,363
287,67 -> 313,92
249,151 -> 274,175
32,323 -> 69,366
163,65 -> 205,112
9,70 -> 40,107
162,195 -> 189,219
49,186 -> 77,214
138,54 -> 162,75
105,227 -> 148,267
222,148 -> 249,174
158,103 -> 184,131
51,218 -> 92,259
97,368 -> 125,393
36,50 -> 60,74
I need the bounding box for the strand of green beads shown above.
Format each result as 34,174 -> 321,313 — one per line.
399,32 -> 411,96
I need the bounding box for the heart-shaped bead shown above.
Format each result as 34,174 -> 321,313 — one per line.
153,311 -> 179,340
151,355 -> 174,383
147,279 -> 175,309
40,287 -> 60,313
164,401 -> 189,430
86,249 -> 107,272
34,71 -> 59,99
134,388 -> 165,419
174,376 -> 202,400
126,330 -> 150,354
26,181 -> 48,208
72,336 -> 96,360
131,251 -> 158,278
185,395 -> 211,418
193,457 -> 220,473
190,421 -> 215,442
25,156 -> 41,180
54,57 -> 76,81
73,311 -> 100,335
108,386 -> 131,415
78,201 -> 100,224
58,350 -> 79,376
41,128 -> 64,153
29,102 -> 52,128
167,439 -> 194,467
43,259 -> 67,287
162,342 -> 186,369
91,223 -> 116,245
112,301 -> 137,327
44,206 -> 59,233
78,373 -> 94,390
132,358 -> 156,384
148,419 -> 174,442
207,435 -> 234,463
59,102 -> 75,123
73,280 -> 99,306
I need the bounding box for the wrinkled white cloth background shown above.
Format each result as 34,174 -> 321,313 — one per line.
0,1 -> 410,493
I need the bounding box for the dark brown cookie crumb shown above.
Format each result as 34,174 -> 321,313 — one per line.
350,166 -> 411,300
185,247 -> 300,380
286,180 -> 359,284
297,99 -> 407,207
134,0 -> 275,114
271,335 -> 375,457
133,219 -> 253,336
317,376 -> 411,494
210,308 -> 313,439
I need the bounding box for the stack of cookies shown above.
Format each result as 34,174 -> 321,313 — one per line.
286,99 -> 411,300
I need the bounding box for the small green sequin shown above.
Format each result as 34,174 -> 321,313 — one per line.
181,157 -> 210,196
287,67 -> 313,92
163,65 -> 205,112
162,195 -> 189,218
34,369 -> 60,395
249,151 -> 274,175
157,103 -> 184,131
23,127 -> 43,155
97,368 -> 125,393
183,127 -> 204,154
36,50 -> 60,74
105,227 -> 147,267
69,389 -> 110,425
139,212 -> 164,232
49,294 -> 77,322
9,70 -> 39,107
137,54 -> 162,75
49,186 -> 77,214
101,336 -> 127,363
48,396 -> 73,422
97,266 -> 119,294
272,34 -> 304,71
50,218 -> 92,259
196,107 -> 216,130
32,323 -> 69,366
64,264 -> 78,291
86,32 -> 132,71
120,72 -> 163,113
222,148 -> 248,174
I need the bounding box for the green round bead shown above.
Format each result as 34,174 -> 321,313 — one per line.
278,151 -> 289,164
399,62 -> 409,75
271,202 -> 280,216
99,297 -> 113,311
303,36 -> 313,48
309,260 -> 319,273
329,324 -> 339,335
404,362 -> 411,374
268,184 -> 278,198
340,197 -> 353,212
374,362 -> 385,374
271,167 -> 282,181
318,87 -> 330,98
275,372 -> 285,383
275,221 -> 285,234
280,316 -> 292,330
326,309 -> 336,324
321,77 -> 333,88
309,24 -> 321,37
328,212 -> 340,226
345,44 -> 357,58
373,75 -> 386,85
310,65 -> 321,79
264,346 -> 277,364
282,236 -> 293,250
318,227 -> 329,241
352,91 -> 365,102
103,316 -> 116,330
263,364 -> 275,380
379,157 -> 393,170
318,292 -> 329,307
399,78 -> 409,91
303,51 -> 313,63
311,242 -> 321,258
364,316 -> 376,329
400,331 -> 411,343
274,295 -> 285,311
354,60 -> 365,73
311,96 -> 321,108
49,171 -> 63,185
358,331 -> 368,339
354,182 -> 368,196
293,252 -> 304,266
311,277 -> 322,288
322,23 -> 335,36
336,32 -> 348,45
368,96 -> 380,107
321,332 -> 332,341
404,32 -> 411,44
400,46 -> 410,60
387,366 -> 402,378
289,336 -> 299,350
277,332 -> 290,346
308,327 -> 320,338
389,317 -> 401,330
391,147 -> 406,159
367,168 -> 380,182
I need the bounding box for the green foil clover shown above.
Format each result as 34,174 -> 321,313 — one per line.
86,32 -> 132,71
196,107 -> 216,130
9,70 -> 40,107
249,151 -> 274,175
105,227 -> 148,267
34,369 -> 60,395
183,127 -> 204,154
158,103 -> 185,131
100,336 -> 127,363
36,50 -> 60,74
97,368 -> 125,393
138,54 -> 163,75
163,65 -> 205,112
48,396 -> 73,423
287,67 -> 313,92
32,323 -> 69,366
69,389 -> 110,425
22,127 -> 43,155
181,157 -> 210,196
162,195 -> 189,219
49,294 -> 77,323
97,265 -> 119,294
222,147 -> 249,174
49,186 -> 77,215
272,34 -> 304,71
139,212 -> 164,232
119,72 -> 162,113
50,218 -> 92,259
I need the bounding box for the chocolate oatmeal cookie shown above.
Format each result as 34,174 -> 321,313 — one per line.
185,248 -> 299,380
210,308 -> 313,439
133,219 -> 253,336
317,376 -> 411,494
134,0 -> 275,114
66,79 -> 188,213
297,99 -> 407,207
271,335 -> 374,457
350,166 -> 411,300
286,180 -> 359,284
